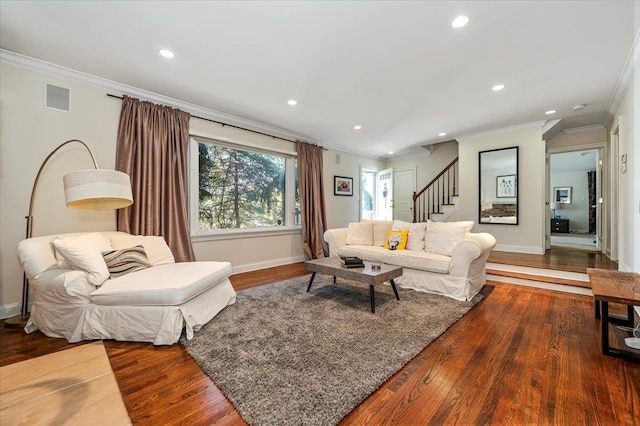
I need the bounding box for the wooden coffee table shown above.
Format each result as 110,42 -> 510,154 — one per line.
587,268 -> 640,361
304,257 -> 402,313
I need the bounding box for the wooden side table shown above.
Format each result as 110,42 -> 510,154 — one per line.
587,268 -> 640,361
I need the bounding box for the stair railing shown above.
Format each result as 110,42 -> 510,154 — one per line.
412,157 -> 458,222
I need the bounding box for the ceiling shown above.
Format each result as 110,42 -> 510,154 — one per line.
551,150 -> 597,173
1,1 -> 637,158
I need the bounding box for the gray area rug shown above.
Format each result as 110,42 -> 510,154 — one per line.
181,274 -> 484,426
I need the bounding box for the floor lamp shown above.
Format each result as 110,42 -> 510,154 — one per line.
4,139 -> 133,329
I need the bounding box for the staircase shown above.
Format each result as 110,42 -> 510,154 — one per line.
413,157 -> 458,222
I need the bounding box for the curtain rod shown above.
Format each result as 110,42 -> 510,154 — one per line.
107,93 -> 306,144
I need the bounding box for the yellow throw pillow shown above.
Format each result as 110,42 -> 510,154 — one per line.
385,229 -> 409,250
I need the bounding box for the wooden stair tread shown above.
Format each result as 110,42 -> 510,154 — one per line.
486,268 -> 591,289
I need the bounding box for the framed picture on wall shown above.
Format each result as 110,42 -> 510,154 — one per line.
334,176 -> 353,196
496,174 -> 517,198
554,186 -> 572,204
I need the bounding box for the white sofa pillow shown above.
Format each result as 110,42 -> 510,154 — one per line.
365,220 -> 393,246
109,234 -> 175,266
393,220 -> 428,251
345,222 -> 374,246
52,233 -> 112,286
425,221 -> 474,256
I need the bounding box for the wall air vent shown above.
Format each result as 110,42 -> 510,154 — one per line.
45,84 -> 70,112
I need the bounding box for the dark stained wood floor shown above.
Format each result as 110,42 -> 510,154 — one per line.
1,252 -> 637,425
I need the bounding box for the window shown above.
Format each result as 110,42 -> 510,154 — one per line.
191,137 -> 299,237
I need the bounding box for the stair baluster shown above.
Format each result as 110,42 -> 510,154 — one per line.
412,157 -> 458,223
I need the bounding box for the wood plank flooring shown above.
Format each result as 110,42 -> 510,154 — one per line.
489,248 -> 618,273
1,252 -> 637,425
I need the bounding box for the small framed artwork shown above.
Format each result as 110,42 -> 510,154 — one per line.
334,176 -> 353,196
554,186 -> 572,204
496,174 -> 517,198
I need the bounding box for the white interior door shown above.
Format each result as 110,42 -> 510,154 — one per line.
376,168 -> 393,220
393,168 -> 416,222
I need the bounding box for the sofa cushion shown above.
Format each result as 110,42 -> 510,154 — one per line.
102,245 -> 151,278
52,233 -> 112,286
338,245 -> 388,263
384,250 -> 451,274
425,221 -> 474,256
365,220 -> 393,246
109,234 -> 175,266
90,261 -> 232,306
385,229 -> 409,250
393,220 -> 428,251
346,222 -> 373,246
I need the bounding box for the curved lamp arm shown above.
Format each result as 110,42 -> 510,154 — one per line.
26,139 -> 99,239
17,140 -> 132,319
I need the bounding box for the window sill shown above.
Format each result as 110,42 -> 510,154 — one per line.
191,226 -> 301,242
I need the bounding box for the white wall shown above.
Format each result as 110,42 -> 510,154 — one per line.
458,124 -> 546,254
609,63 -> 638,272
0,60 -> 379,317
550,171 -> 590,232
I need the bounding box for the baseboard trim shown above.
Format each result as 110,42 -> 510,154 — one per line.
0,303 -> 22,320
231,256 -> 306,275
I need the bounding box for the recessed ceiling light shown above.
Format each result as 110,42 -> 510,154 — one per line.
572,104 -> 585,111
288,99 -> 297,106
158,49 -> 174,58
388,151 -> 394,155
451,16 -> 469,28
354,125 -> 362,130
439,132 -> 447,137
492,84 -> 505,91
545,110 -> 557,115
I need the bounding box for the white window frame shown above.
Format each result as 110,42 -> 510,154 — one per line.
189,136 -> 300,242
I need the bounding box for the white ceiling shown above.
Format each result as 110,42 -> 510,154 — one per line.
1,1 -> 637,158
551,150 -> 597,173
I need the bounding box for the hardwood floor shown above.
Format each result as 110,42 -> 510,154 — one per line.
1,253 -> 637,425
489,248 -> 618,274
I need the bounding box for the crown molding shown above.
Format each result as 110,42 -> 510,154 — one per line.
0,49 -> 322,145
562,124 -> 606,134
457,120 -> 546,142
603,26 -> 640,128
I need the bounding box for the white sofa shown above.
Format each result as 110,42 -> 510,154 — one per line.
324,220 -> 496,301
17,231 -> 236,345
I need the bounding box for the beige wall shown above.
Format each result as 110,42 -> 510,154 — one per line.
458,125 -> 546,254
0,61 -> 379,317
546,128 -> 607,150
323,149 -> 385,229
0,62 -> 122,316
386,141 -> 458,192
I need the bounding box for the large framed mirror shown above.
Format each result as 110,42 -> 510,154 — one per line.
479,146 -> 519,225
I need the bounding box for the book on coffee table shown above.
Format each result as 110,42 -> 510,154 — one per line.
340,256 -> 364,268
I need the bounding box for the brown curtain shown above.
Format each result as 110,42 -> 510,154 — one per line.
115,96 -> 195,262
296,141 -> 328,259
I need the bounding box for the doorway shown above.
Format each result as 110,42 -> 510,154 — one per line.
548,149 -> 602,252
